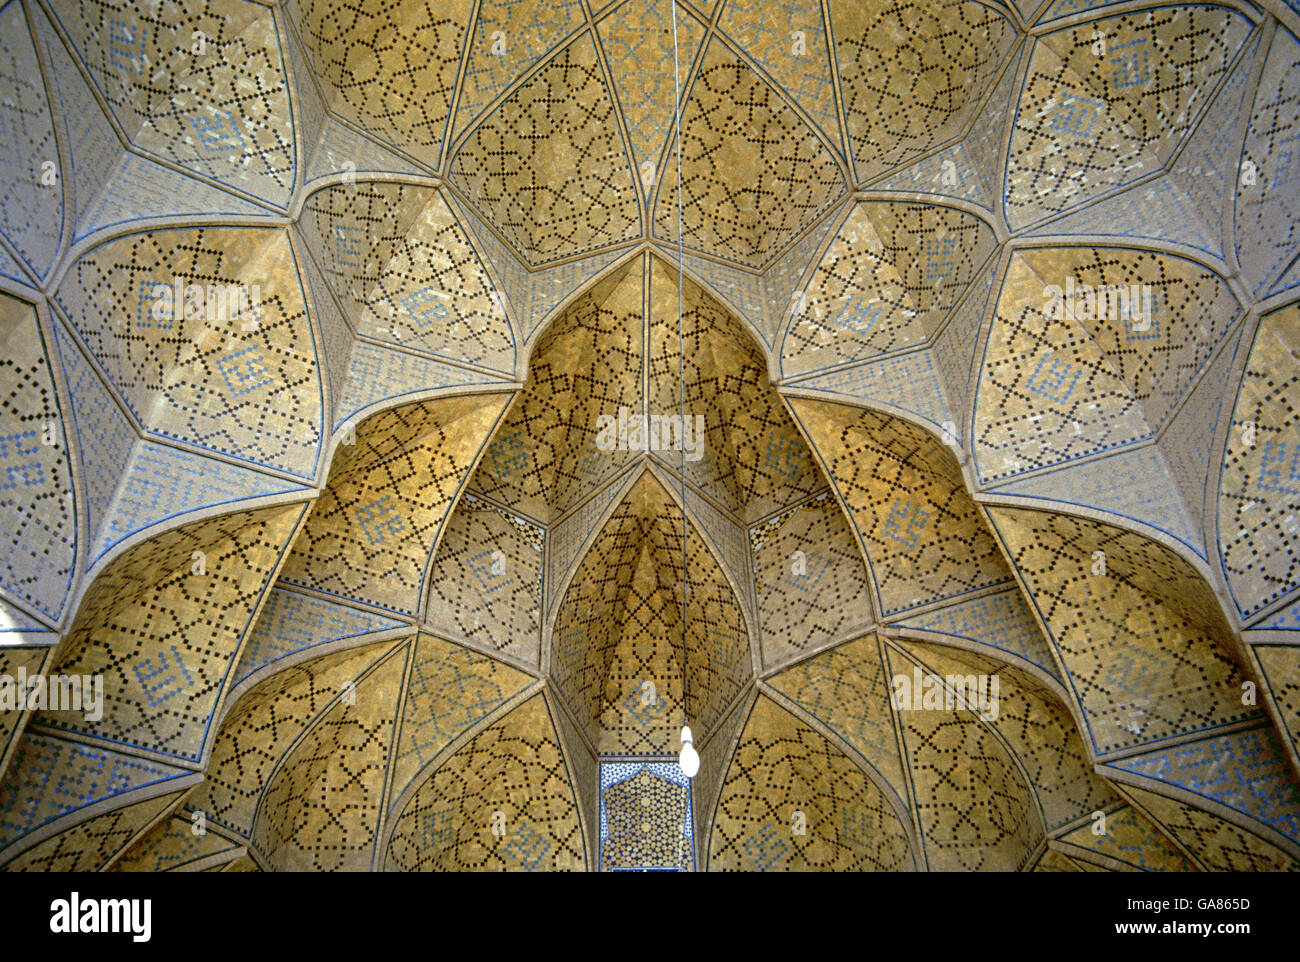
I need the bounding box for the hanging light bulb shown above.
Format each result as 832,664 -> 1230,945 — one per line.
678,724 -> 699,778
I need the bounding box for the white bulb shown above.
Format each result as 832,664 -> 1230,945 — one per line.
678,725 -> 699,778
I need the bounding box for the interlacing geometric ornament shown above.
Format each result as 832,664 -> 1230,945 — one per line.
781,201 -> 997,377
0,0 -> 1297,872
599,761 -> 693,871
549,471 -> 751,756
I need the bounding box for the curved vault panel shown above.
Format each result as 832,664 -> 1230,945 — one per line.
986,504 -> 1254,757
1220,301 -> 1300,618
297,181 -> 516,372
764,634 -> 908,803
110,808 -> 245,873
975,246 -> 1240,487
1049,802 -> 1197,872
651,35 -> 846,269
450,32 -> 642,268
780,201 -> 997,378
470,251 -> 822,526
0,730 -> 195,870
706,694 -> 914,871
50,0 -> 297,208
1005,5 -> 1251,230
55,226 -> 324,479
384,692 -> 584,871
0,293 -> 75,621
596,0 -> 706,179
550,470 -> 752,755
277,392 -> 511,615
252,642 -> 407,871
883,641 -> 1042,871
1235,25 -> 1300,296
828,0 -> 1016,184
789,397 -> 1012,616
647,255 -> 823,521
35,504 -> 303,763
891,639 -> 1113,833
470,260 -> 644,524
422,494 -> 545,666
0,2 -> 61,280
286,0 -> 470,170
190,640 -> 404,840
749,492 -> 874,671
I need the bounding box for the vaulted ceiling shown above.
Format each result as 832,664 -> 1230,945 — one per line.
0,0 -> 1298,872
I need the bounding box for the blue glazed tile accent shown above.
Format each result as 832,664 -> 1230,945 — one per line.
1257,597 -> 1300,630
233,587 -> 401,684
993,445 -> 1202,556
0,733 -> 186,842
1114,726 -> 1300,840
796,350 -> 952,432
92,441 -> 304,562
896,587 -> 1060,678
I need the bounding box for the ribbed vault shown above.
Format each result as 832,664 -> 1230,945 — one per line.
0,0 -> 1298,873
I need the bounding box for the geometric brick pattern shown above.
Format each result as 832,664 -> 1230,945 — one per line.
750,493 -> 874,670
232,587 -> 403,685
0,733 -> 189,855
0,2 -> 61,279
975,247 -> 1239,486
188,641 -> 403,838
718,1 -> 841,154
982,242 -> 1145,489
829,0 -> 1016,183
1234,26 -> 1300,295
651,38 -> 845,269
297,182 -> 515,371
1220,303 -> 1300,616
597,0 -> 705,174
1253,644 -> 1300,762
988,505 -> 1257,756
0,294 -> 74,620
470,262 -> 643,524
886,643 -> 1043,871
1112,726 -> 1300,841
55,227 -> 323,479
423,495 -> 544,665
451,33 -> 641,268
278,394 -> 510,614
782,202 -> 996,377
1122,782 -> 1300,871
51,0 -> 296,206
450,0 -> 586,147
897,640 -> 1113,831
895,588 -> 1061,679
4,0 -> 1300,872
765,634 -> 907,800
1007,6 -> 1250,228
109,812 -> 242,872
252,645 -> 405,871
384,694 -> 585,871
1,789 -> 183,872
550,472 -> 751,755
792,397 -> 1012,614
648,257 -> 823,522
36,504 -> 302,762
389,633 -> 533,808
1055,803 -> 1197,872
707,695 -> 913,871
286,0 -> 469,169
